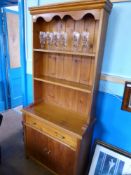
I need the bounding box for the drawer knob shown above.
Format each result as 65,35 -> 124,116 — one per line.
47,150 -> 51,155
61,136 -> 65,139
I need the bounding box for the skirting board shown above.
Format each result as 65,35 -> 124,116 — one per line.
101,74 -> 131,84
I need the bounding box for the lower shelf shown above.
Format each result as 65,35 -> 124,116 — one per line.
22,102 -> 88,137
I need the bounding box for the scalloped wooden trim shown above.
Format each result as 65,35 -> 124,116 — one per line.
33,9 -> 100,22
30,0 -> 112,15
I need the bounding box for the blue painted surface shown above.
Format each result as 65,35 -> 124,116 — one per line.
0,82 -> 5,111
4,8 -> 18,14
8,68 -> 23,107
0,0 -> 18,7
99,80 -> 124,96
18,0 -> 27,107
0,11 -> 8,111
3,9 -> 23,108
94,91 -> 131,152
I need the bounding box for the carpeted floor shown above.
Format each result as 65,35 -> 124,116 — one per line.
0,109 -> 53,175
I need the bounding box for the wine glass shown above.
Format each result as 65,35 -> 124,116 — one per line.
72,32 -> 80,51
60,32 -> 67,50
53,32 -> 60,50
39,31 -> 46,49
46,32 -> 53,49
81,31 -> 90,52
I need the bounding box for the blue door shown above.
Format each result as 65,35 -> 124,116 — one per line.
3,8 -> 23,108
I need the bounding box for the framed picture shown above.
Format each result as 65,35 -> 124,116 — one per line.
88,140 -> 131,175
121,81 -> 131,112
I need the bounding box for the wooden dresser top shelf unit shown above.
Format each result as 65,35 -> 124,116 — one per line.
22,102 -> 88,138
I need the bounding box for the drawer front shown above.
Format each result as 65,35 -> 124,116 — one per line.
26,126 -> 76,175
25,114 -> 77,150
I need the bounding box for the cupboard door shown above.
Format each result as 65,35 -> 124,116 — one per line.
25,126 -> 76,175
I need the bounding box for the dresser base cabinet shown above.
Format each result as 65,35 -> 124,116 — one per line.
25,126 -> 76,175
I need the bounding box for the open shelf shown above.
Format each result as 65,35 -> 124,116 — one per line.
33,48 -> 96,57
22,102 -> 88,137
34,75 -> 92,93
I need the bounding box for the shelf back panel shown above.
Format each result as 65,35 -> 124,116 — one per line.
34,80 -> 91,118
33,52 -> 95,86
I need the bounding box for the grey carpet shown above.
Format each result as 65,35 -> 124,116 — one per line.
0,109 -> 53,175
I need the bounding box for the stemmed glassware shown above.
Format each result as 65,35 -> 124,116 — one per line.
46,32 -> 53,49
81,31 -> 90,52
60,32 -> 67,50
52,32 -> 60,49
39,31 -> 90,52
72,32 -> 80,51
39,31 -> 46,49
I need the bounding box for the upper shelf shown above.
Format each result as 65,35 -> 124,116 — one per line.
33,49 -> 96,57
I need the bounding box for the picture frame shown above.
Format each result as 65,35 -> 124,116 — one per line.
88,140 -> 131,175
121,81 -> 131,112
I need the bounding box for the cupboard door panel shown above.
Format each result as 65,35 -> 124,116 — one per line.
26,126 -> 76,175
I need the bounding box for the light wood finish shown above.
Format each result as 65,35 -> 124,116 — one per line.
32,9 -> 101,22
33,48 -> 95,57
24,114 -> 77,150
22,1 -> 112,174
25,126 -> 76,175
29,0 -> 112,14
22,102 -> 87,137
34,75 -> 92,93
33,82 -> 91,115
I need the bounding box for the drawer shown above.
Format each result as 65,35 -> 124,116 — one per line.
25,114 -> 77,150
